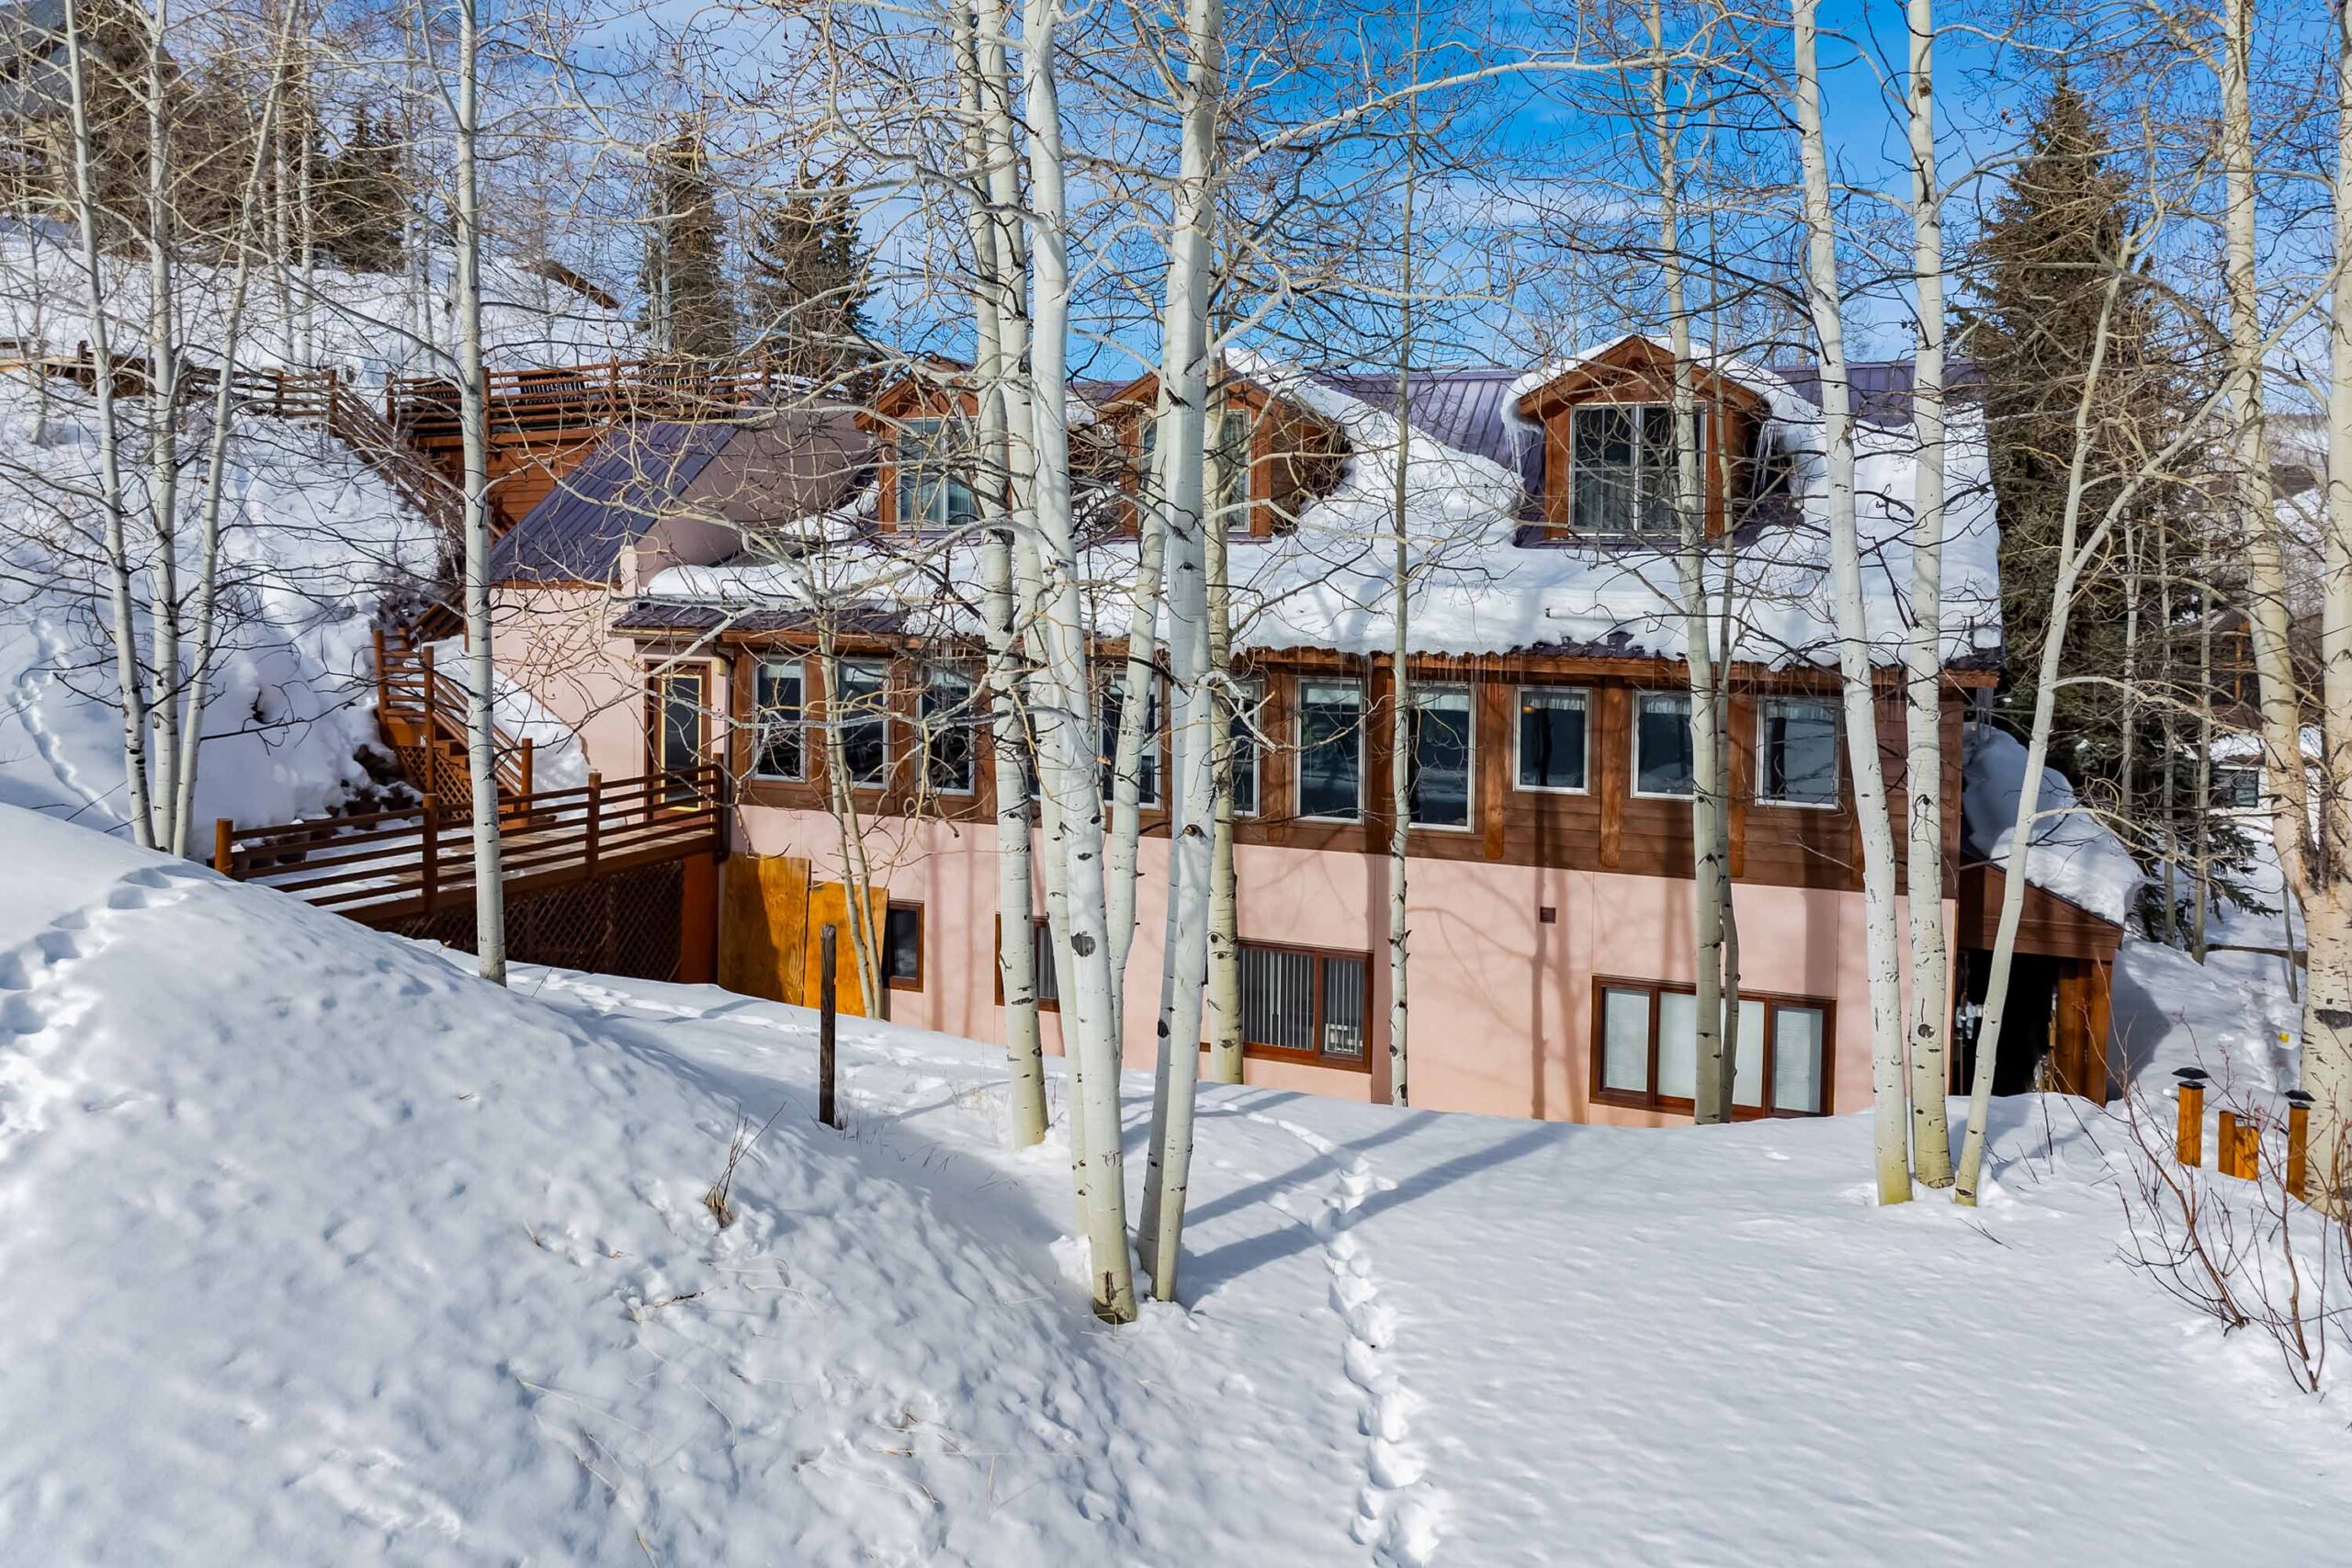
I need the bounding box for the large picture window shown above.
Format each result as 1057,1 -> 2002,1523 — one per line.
1238,942 -> 1369,1067
896,417 -> 978,528
1407,684 -> 1473,829
1297,679 -> 1363,820
1569,404 -> 1701,538
1594,978 -> 1830,1118
1758,697 -> 1839,807
1633,691 -> 1694,797
831,660 -> 891,786
1515,687 -> 1589,793
752,658 -> 804,781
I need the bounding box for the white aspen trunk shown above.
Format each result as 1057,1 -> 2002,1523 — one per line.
1204,422 -> 1243,1083
1649,2 -> 1727,1122
1385,60 -> 1420,1110
1139,0 -> 1224,1297
1104,457 -> 1169,1039
2303,0 -> 2352,1198
1023,0 -> 1137,1321
451,0 -> 505,982
175,31 -> 295,855
296,46 -> 316,365
956,0 -> 1046,1146
141,0 -> 182,852
1794,0 -> 1910,1201
1901,0 -> 1954,1184
61,0 -> 155,846
1953,265 -> 2132,1204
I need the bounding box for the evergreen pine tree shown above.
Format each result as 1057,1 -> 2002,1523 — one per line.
743,170 -> 872,381
642,124 -> 734,358
319,110 -> 406,274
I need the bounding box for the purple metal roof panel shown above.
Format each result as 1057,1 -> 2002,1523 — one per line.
490,419 -> 741,584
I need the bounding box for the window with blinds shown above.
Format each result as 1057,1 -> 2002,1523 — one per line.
1238,942 -> 1368,1066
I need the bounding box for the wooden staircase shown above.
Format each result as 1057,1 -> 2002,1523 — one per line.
372,621 -> 534,818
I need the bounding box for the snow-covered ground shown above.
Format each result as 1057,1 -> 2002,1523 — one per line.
3,801 -> 2346,1563
0,376 -> 437,831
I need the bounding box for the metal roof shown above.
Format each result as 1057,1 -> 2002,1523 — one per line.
488,420 -> 741,584
1314,368 -> 1545,501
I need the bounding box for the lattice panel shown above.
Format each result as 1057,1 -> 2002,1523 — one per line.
379,860 -> 684,983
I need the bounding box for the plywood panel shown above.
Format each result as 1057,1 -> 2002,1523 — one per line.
720,853 -> 809,1004
804,880 -> 890,1018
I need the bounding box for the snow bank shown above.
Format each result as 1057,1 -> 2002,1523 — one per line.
1962,724 -> 2143,923
0,377 -> 436,830
6,804 -> 2350,1562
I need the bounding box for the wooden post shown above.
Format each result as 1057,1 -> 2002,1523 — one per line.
325,367 -> 338,428
819,923 -> 840,1130
518,738 -> 535,799
2287,1090 -> 2313,1200
420,641 -> 437,739
2176,1067 -> 2208,1168
213,818 -> 233,875
371,624 -> 390,728
421,795 -> 440,913
2218,1111 -> 2259,1180
583,772 -> 602,878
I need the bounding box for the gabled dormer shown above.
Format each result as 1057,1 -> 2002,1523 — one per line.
861,363 -> 980,533
1093,367 -> 1348,537
1514,335 -> 1768,541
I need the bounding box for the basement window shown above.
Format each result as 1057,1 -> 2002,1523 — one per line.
1594,978 -> 1829,1118
1238,942 -> 1370,1068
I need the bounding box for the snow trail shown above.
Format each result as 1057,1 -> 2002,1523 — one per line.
0,862 -> 204,1156
7,616 -> 114,819
1250,1109 -> 1440,1568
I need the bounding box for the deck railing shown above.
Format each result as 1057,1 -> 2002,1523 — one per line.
213,763 -> 726,926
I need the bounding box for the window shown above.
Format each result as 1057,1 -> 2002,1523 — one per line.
1098,671 -> 1160,806
1226,675 -> 1263,816
752,658 -> 805,781
1633,692 -> 1694,797
1516,687 -> 1588,793
831,659 -> 891,786
1297,679 -> 1363,820
884,903 -> 923,990
1758,697 -> 1839,807
1595,978 -> 1830,1118
1238,942 -> 1369,1067
1407,684 -> 1473,829
896,417 -> 978,528
1569,404 -> 1699,538
652,668 -> 705,803
1211,408 -> 1252,523
920,668 -> 978,795
2217,766 -> 2261,810
998,916 -> 1060,1010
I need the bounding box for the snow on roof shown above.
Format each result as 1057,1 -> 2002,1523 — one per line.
1961,725 -> 2141,924
639,343 -> 2002,672
2209,727 -> 2322,763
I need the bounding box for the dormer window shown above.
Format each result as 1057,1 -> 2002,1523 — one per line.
1136,406 -> 1255,527
896,417 -> 978,528
1570,405 -> 1702,538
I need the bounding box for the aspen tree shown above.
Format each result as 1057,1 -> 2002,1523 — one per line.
1792,0 -> 1910,1201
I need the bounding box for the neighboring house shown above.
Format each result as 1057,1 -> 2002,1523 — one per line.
489,333 -> 2130,1122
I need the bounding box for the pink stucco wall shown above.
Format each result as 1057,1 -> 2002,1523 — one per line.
489,604 -> 1937,1126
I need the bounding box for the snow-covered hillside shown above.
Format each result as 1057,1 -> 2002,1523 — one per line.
0,376 -> 436,829
2,802 -> 2345,1563
0,224 -> 642,378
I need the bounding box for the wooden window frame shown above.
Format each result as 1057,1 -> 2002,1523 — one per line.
1235,938 -> 1374,1073
1227,673 -> 1265,818
751,655 -> 808,783
1589,976 -> 1835,1119
884,900 -> 924,991
1097,666 -> 1164,809
1630,689 -> 1696,800
1295,676 -> 1365,823
1512,683 -> 1592,795
918,665 -> 979,798
644,660 -> 716,781
1561,402 -> 1708,541
1405,682 -> 1476,832
891,415 -> 979,532
1754,695 -> 1841,811
830,656 -> 895,793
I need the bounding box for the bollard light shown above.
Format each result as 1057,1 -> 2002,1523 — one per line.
2175,1067 -> 2209,1168
2287,1090 -> 2315,1201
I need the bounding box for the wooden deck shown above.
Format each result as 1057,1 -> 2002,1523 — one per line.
214,764 -> 727,928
